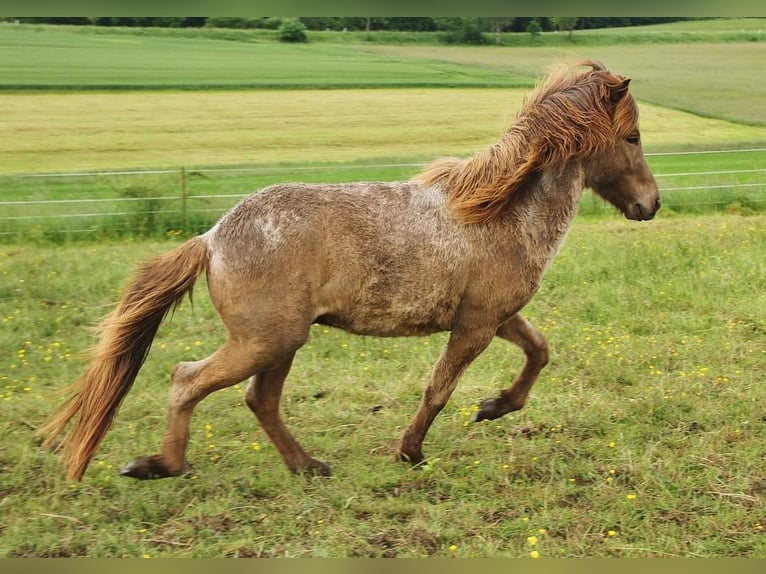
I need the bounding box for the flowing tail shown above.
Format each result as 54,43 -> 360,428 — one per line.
37,237 -> 209,481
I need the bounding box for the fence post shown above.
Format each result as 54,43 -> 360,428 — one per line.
180,166 -> 188,232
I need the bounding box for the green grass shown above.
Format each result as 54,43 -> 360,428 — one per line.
266,18 -> 766,47
368,43 -> 766,127
0,89 -> 525,175
0,25 -> 530,90
3,87 -> 765,176
2,19 -> 765,558
2,149 -> 765,243
1,214 -> 764,557
2,30 -> 765,242
2,85 -> 764,242
6,18 -> 766,49
602,18 -> 766,33
3,22 -> 765,129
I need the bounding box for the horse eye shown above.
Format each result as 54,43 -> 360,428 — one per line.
626,134 -> 640,145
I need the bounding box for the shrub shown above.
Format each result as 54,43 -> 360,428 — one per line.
441,18 -> 487,45
205,17 -> 250,29
278,19 -> 308,43
257,17 -> 283,30
527,19 -> 542,37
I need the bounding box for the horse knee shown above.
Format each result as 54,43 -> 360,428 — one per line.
168,361 -> 206,408
534,337 -> 549,368
244,379 -> 261,414
243,376 -> 280,418
524,331 -> 548,369
171,361 -> 200,385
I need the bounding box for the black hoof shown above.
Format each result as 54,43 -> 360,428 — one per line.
397,450 -> 424,467
471,398 -> 508,423
294,458 -> 332,477
120,455 -> 186,480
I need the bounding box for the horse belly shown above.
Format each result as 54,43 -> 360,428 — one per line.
314,287 -> 461,337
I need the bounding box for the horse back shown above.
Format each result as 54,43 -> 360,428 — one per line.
206,182 -> 482,336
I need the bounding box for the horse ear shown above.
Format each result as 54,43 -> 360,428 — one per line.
609,77 -> 631,104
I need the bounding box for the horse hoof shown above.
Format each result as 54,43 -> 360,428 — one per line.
396,450 -> 424,467
120,455 -> 184,480
294,458 -> 332,477
471,398 -> 506,423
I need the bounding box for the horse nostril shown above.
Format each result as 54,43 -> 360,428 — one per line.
634,201 -> 657,221
654,197 -> 662,211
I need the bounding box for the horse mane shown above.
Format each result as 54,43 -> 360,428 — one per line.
414,60 -> 639,225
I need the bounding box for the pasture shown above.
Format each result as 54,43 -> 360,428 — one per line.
368,43 -> 766,127
2,89 -> 764,241
0,24 -> 528,90
1,21 -> 765,557
2,216 -> 765,557
3,89 -> 766,176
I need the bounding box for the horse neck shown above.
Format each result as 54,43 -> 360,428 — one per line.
505,161 -> 586,262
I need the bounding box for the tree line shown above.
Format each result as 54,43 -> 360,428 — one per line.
6,16 -> 692,32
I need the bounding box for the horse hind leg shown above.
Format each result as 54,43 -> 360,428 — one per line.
245,355 -> 331,476
121,337 -> 294,479
472,314 -> 549,423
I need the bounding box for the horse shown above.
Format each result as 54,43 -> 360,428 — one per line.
39,60 -> 660,481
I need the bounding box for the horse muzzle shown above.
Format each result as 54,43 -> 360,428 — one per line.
626,196 -> 661,221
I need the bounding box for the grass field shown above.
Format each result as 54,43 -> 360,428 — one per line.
1,214 -> 764,557
2,148 -> 765,243
4,88 -> 766,176
0,25 -> 529,90
2,83 -> 764,241
2,20 -> 765,126
1,20 -> 765,558
368,42 -> 766,127
5,18 -> 766,48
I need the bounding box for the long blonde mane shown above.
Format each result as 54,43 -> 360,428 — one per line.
414,60 -> 639,225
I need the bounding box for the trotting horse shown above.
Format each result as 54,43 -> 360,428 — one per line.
40,61 -> 660,481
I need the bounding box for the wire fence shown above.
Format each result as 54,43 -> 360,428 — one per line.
1,148 -> 764,242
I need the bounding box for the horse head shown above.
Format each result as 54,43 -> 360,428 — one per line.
584,75 -> 661,221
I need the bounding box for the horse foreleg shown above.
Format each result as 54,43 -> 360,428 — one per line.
120,338 -> 279,479
397,327 -> 495,465
473,314 -> 548,423
245,355 -> 331,476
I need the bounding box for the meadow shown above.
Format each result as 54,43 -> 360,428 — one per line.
4,88 -> 766,176
0,25 -> 528,90
1,20 -> 765,558
2,87 -> 764,241
1,215 -> 764,557
2,148 -> 765,242
368,42 -> 766,127
2,81 -> 765,241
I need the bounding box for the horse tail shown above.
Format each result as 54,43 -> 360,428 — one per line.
37,236 -> 209,481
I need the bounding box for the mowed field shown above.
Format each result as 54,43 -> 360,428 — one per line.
368,42 -> 766,127
4,89 -> 766,176
2,21 -> 766,175
1,21 -> 766,558
0,24 -> 529,90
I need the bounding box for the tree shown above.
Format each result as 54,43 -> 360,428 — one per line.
278,19 -> 308,43
527,19 -> 542,38
552,17 -> 579,40
205,17 -> 250,29
437,17 -> 488,45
